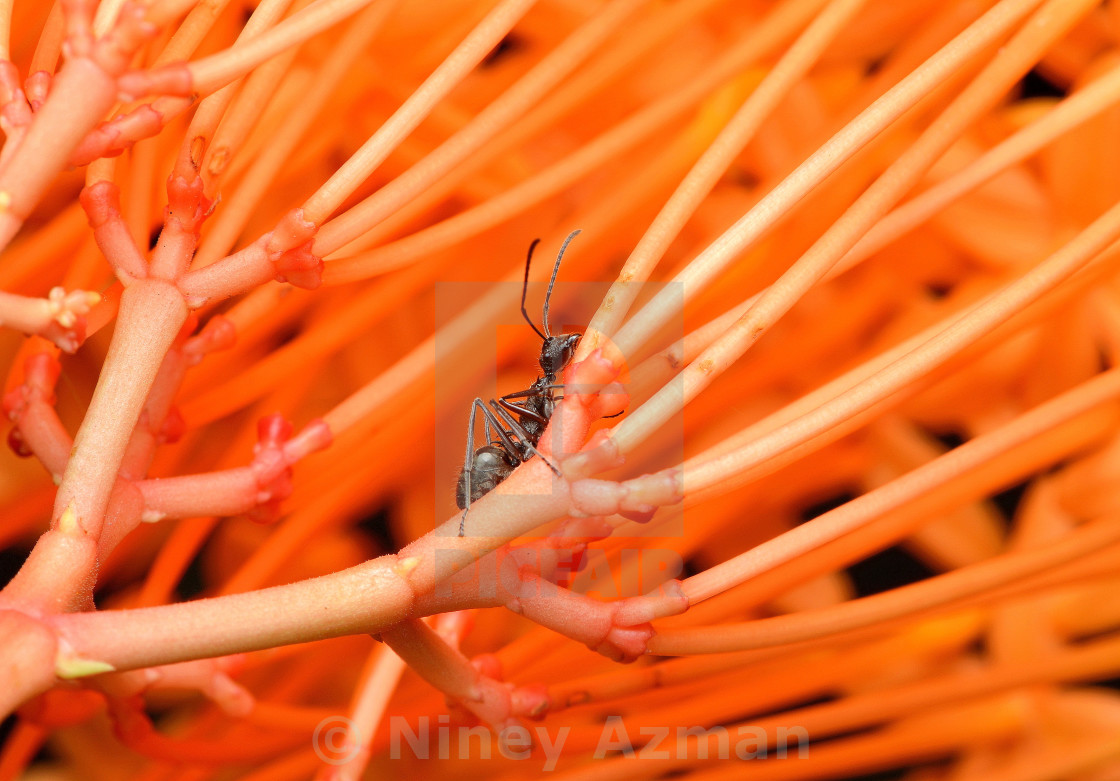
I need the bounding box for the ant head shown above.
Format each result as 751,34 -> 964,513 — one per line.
539,331 -> 580,377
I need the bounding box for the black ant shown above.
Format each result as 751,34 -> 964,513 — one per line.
456,230 -> 583,536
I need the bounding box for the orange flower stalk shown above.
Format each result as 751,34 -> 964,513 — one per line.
1,0 -> 1120,778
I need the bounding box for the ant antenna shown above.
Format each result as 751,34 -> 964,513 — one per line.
542,229 -> 581,338
520,239 -> 547,341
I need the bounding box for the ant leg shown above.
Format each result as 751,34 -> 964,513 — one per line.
496,386 -> 549,425
477,397 -> 499,447
488,400 -> 562,478
500,387 -> 555,400
460,398 -> 484,537
463,398 -> 548,536
475,399 -> 528,466
497,383 -> 565,424
460,397 -> 523,536
496,395 -> 547,426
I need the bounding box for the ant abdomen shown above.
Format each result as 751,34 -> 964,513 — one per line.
456,445 -> 518,510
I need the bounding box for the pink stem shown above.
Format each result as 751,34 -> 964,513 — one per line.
118,340 -> 189,480
81,181 -> 148,283
0,611 -> 59,718
176,239 -> 275,306
51,554 -> 417,671
0,55 -> 117,250
8,400 -> 72,478
51,278 -> 189,537
135,468 -> 260,520
3,353 -> 70,478
421,541 -> 687,663
381,619 -> 547,727
69,98 -> 185,166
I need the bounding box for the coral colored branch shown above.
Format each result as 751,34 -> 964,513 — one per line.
3,352 -> 70,476
0,611 -> 58,719
0,287 -> 99,353
0,60 -> 33,168
382,619 -> 550,728
580,0 -> 868,356
69,98 -> 187,166
80,180 -> 148,284
650,517 -> 1120,655
313,0 -> 647,255
51,554 -> 416,672
11,355 -> 616,688
193,0 -> 400,268
118,316 -> 204,479
136,416 -> 331,522
414,518 -> 688,662
318,643 -> 406,781
845,59 -> 1120,267
95,655 -> 253,716
0,0 -> 156,251
621,63 -> 1120,408
176,238 -> 277,305
322,0 -> 824,280
119,0 -> 380,100
682,368 -> 1120,604
151,170 -> 213,279
590,0 -> 1093,472
50,279 -> 189,537
295,0 -> 539,231
609,0 -> 1046,362
180,208 -> 323,304
568,198 -> 1120,482
62,0 -> 95,48
27,170 -> 212,547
